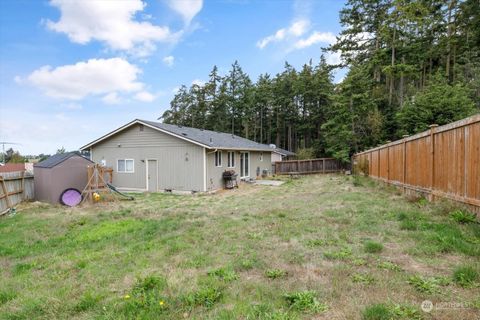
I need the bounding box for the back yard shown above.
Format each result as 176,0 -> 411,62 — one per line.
0,175 -> 479,320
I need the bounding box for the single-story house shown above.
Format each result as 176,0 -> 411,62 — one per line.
80,119 -> 275,192
271,147 -> 296,163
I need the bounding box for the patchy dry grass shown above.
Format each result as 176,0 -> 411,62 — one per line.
0,174 -> 479,319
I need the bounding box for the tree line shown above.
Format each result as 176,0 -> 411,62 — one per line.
161,0 -> 479,162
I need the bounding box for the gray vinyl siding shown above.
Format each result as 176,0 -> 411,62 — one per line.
250,151 -> 272,177
206,150 -> 272,190
91,124 -> 205,191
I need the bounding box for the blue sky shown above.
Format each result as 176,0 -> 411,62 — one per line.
0,0 -> 345,155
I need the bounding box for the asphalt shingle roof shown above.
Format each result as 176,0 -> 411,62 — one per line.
140,120 -> 276,151
34,152 -> 92,169
273,147 -> 296,156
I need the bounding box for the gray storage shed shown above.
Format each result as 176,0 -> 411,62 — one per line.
34,152 -> 93,204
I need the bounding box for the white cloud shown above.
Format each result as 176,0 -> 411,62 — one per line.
257,19 -> 310,49
46,0 -> 179,56
102,92 -> 122,105
191,79 -> 205,86
134,91 -> 156,102
325,51 -> 341,65
163,55 -> 175,67
64,102 -> 83,110
294,31 -> 336,49
25,58 -> 144,100
166,0 -> 203,25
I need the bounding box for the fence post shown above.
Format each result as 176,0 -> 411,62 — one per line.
322,159 -> 325,174
429,124 -> 438,201
402,135 -> 409,193
386,141 -> 391,182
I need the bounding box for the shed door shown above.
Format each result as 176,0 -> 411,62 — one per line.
147,160 -> 158,192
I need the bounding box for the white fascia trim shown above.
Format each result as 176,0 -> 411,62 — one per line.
203,148 -> 207,192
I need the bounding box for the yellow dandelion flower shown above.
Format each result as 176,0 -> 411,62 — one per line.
159,300 -> 165,306
124,294 -> 130,299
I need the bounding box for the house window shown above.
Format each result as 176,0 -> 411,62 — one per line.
117,159 -> 134,173
214,151 -> 222,167
227,151 -> 235,168
259,152 -> 264,161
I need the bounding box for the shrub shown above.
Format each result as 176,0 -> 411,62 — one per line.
364,241 -> 383,254
283,290 -> 327,313
450,210 -> 477,224
453,266 -> 478,288
295,148 -> 316,160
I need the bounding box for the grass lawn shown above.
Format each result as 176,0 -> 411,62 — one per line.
0,174 -> 479,319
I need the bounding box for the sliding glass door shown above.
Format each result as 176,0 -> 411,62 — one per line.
240,152 -> 249,178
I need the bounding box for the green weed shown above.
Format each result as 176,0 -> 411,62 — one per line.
352,273 -> 375,284
362,303 -> 422,320
265,268 -> 287,279
0,290 -> 16,305
208,267 -> 239,282
450,210 -> 477,224
364,241 -> 383,254
184,285 -> 223,308
283,290 -> 327,313
377,261 -> 402,272
453,265 -> 478,288
407,275 -> 449,294
324,247 -> 352,260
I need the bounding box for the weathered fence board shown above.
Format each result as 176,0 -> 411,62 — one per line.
275,158 -> 343,175
0,171 -> 34,214
354,114 -> 480,211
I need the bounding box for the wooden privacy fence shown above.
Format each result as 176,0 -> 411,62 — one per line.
0,171 -> 34,214
353,114 -> 480,210
275,158 -> 344,175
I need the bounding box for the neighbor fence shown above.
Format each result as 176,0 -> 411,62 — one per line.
275,158 -> 344,175
353,114 -> 480,211
0,171 -> 34,214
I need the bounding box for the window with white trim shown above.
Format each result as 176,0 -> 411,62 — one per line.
227,151 -> 235,167
214,151 -> 222,167
117,159 -> 134,173
259,152 -> 264,161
